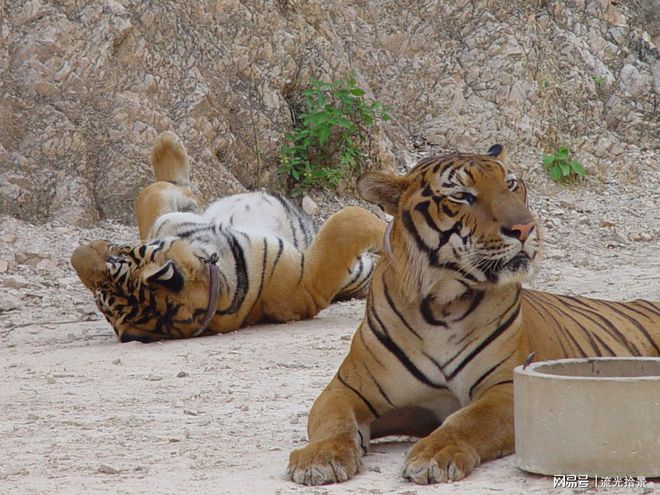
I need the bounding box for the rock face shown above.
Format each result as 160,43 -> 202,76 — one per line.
0,0 -> 657,226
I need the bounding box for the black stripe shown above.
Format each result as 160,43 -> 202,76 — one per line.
591,331 -> 616,356
365,367 -> 396,408
421,351 -> 448,381
435,261 -> 479,282
527,292 -> 587,357
271,193 -> 301,249
268,237 -> 284,280
469,352 -> 514,399
245,238 -> 269,317
366,301 -> 447,390
598,300 -> 659,354
401,209 -> 432,255
383,281 -> 423,340
216,233 -> 249,315
337,372 -> 380,418
441,203 -> 457,217
557,296 -> 640,355
453,290 -> 485,322
342,257 -> 364,290
448,304 -> 521,380
419,295 -> 447,327
523,293 -> 572,356
357,430 -> 368,455
297,253 -> 305,285
358,326 -> 385,367
633,299 -> 660,316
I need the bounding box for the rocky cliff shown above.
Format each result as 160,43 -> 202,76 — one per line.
1,0 -> 657,226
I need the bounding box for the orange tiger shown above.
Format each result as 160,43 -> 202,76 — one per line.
71,132 -> 385,342
287,145 -> 659,485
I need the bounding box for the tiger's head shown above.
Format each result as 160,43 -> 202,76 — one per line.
357,145 -> 540,303
71,238 -> 220,342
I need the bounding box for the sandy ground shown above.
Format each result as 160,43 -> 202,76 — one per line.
1,165 -> 659,494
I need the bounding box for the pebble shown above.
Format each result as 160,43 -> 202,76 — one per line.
0,293 -> 21,312
35,259 -> 57,273
15,252 -> 51,268
98,464 -> 120,475
0,260 -> 8,273
46,376 -> 56,384
176,371 -> 189,378
112,358 -> 121,365
573,255 -> 590,268
301,195 -> 319,216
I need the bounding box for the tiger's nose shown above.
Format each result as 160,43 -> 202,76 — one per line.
501,221 -> 536,242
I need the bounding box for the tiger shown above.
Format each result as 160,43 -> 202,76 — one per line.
71,132 -> 386,342
286,144 -> 660,485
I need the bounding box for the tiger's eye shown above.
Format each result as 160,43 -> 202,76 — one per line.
449,192 -> 476,204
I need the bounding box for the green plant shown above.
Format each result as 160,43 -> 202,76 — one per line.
593,75 -> 606,88
542,146 -> 586,181
279,76 -> 390,194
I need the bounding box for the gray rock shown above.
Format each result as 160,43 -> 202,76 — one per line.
0,293 -> 21,312
0,0 -> 656,225
301,196 -> 319,216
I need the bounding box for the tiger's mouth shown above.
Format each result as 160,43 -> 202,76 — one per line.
505,251 -> 530,271
481,250 -> 533,284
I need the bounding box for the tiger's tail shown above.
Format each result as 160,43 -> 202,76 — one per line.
151,131 -> 191,187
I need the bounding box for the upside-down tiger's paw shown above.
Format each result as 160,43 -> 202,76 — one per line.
402,434 -> 480,484
286,438 -> 359,486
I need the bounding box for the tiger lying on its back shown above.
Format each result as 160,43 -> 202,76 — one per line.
287,145 -> 660,485
71,132 -> 385,342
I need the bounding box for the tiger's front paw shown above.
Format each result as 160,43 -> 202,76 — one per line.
287,437 -> 359,486
402,433 -> 480,484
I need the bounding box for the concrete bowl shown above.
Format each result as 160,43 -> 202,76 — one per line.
514,357 -> 660,477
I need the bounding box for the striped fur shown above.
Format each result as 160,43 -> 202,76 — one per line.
71,132 -> 385,342
287,146 -> 659,486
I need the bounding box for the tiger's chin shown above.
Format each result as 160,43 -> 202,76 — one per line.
493,252 -> 537,286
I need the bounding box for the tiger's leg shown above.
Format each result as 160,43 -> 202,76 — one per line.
287,376 -> 374,485
333,253 -> 377,301
135,132 -> 198,241
302,206 -> 386,309
402,383 -> 513,484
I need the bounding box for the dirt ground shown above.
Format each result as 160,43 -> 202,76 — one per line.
1,161 -> 659,494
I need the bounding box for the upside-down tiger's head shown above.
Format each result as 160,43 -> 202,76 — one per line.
71,239 -> 218,342
357,145 -> 540,300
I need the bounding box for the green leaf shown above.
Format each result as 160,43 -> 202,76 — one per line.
570,159 -> 586,176
559,161 -> 570,176
556,147 -> 569,161
351,88 -> 365,96
542,155 -> 555,167
549,167 -> 562,181
318,126 -> 331,146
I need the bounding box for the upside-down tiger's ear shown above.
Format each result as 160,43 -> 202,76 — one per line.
487,144 -> 505,160
143,260 -> 184,291
357,172 -> 409,215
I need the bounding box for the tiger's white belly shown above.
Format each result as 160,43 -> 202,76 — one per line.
151,192 -> 316,250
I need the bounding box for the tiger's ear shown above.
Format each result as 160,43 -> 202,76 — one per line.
357,172 -> 409,215
143,260 -> 184,291
487,144 -> 505,159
